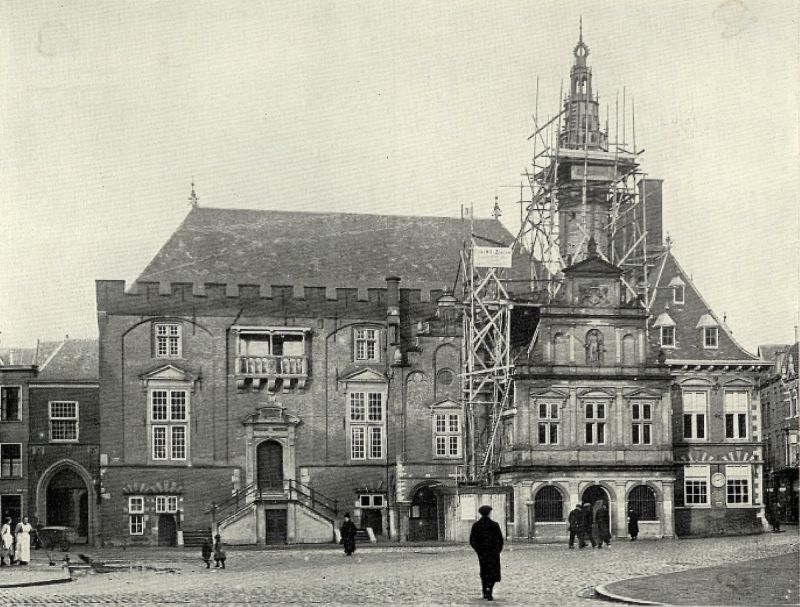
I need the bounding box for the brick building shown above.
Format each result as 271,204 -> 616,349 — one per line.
758,341 -> 799,523
1,339 -> 99,545
95,209 -> 518,546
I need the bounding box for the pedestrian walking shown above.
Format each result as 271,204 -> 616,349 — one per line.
14,517 -> 32,565
0,517 -> 13,566
201,538 -> 213,568
213,534 -> 226,568
627,506 -> 640,541
567,503 -> 583,549
769,500 -> 782,533
581,503 -> 595,548
340,513 -> 357,556
469,504 -> 503,601
592,502 -> 611,548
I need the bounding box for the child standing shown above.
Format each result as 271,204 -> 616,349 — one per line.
201,538 -> 212,568
213,534 -> 226,568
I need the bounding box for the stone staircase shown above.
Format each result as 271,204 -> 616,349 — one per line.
182,528 -> 211,548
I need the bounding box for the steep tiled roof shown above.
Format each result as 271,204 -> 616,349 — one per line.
647,252 -> 758,361
38,339 -> 98,381
0,341 -> 61,367
758,344 -> 791,362
136,207 -> 525,291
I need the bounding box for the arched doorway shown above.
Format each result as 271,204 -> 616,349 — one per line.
408,486 -> 441,541
581,485 -> 609,508
256,440 -> 283,491
46,468 -> 89,542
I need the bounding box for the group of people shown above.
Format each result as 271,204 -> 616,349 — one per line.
568,502 -> 640,549
200,534 -> 227,569
1,516 -> 33,566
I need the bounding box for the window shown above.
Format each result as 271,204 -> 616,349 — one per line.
359,494 -> 384,508
682,391 -> 707,440
704,327 -> 718,349
791,394 -> 798,418
350,392 -> 384,460
0,444 -> 22,477
150,389 -> 189,461
660,326 -> 675,347
0,387 -> 21,421
155,323 -> 182,358
673,285 -> 685,304
725,465 -> 751,505
628,485 -> 658,520
354,328 -> 380,362
434,412 -> 461,457
533,486 -> 563,522
49,401 -> 78,442
684,465 -> 709,506
537,401 -> 560,445
584,401 -> 607,445
631,401 -> 653,445
724,390 -> 748,439
155,495 -> 178,513
128,496 -> 144,535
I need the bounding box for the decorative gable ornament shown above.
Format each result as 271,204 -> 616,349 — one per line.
667,276 -> 686,288
338,367 -> 388,387
428,398 -> 462,411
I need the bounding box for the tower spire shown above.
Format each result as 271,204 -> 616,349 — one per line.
579,15 -> 583,45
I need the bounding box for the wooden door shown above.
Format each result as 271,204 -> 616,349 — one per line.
257,441 -> 284,491
265,509 -> 287,544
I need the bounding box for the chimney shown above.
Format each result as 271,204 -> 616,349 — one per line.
385,276 -> 401,346
639,178 -> 663,251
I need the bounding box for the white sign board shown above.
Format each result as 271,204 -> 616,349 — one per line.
473,246 -> 512,268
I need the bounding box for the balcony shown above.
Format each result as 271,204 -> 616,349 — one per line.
235,355 -> 308,392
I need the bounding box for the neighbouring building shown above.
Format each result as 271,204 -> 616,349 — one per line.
0,338 -> 98,544
95,209 -> 520,546
27,338 -> 100,545
759,341 -> 799,523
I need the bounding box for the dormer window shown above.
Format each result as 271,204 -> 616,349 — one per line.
668,276 -> 686,305
155,323 -> 182,358
654,311 -> 676,348
696,313 -> 719,350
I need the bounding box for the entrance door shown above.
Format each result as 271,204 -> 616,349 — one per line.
46,468 -> 88,542
581,485 -> 611,534
265,509 -> 287,544
158,514 -> 177,546
257,441 -> 284,492
0,495 -> 21,524
408,486 -> 438,541
361,509 -> 382,536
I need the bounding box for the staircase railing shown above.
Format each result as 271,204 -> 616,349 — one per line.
206,479 -> 339,527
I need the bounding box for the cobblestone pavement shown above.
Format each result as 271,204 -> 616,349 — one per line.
0,532 -> 796,606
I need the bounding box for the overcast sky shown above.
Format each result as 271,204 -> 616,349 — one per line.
1,0 -> 798,353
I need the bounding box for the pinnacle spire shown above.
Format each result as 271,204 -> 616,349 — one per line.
188,180 -> 199,208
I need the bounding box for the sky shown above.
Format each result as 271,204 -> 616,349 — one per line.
1,0 -> 798,353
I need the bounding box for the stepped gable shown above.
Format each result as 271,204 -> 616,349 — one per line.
38,338 -> 98,381
136,207 -> 524,290
648,252 -> 758,361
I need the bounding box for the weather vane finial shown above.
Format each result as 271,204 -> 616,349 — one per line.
579,16 -> 583,44
188,179 -> 199,208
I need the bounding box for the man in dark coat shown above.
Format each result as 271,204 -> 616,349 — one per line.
581,503 -> 595,548
592,502 -> 611,548
469,504 -> 503,601
567,503 -> 583,549
627,506 -> 640,541
340,513 -> 357,556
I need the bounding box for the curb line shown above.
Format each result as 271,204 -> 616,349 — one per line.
594,584 -> 666,606
0,576 -> 73,589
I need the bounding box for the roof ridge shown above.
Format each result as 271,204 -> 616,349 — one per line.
189,205 -> 494,222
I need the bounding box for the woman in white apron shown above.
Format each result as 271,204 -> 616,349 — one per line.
14,517 -> 32,565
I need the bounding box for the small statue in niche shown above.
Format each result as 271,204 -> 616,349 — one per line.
585,329 -> 604,365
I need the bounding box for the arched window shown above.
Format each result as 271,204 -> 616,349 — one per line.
533,486 -> 564,522
628,485 -> 658,520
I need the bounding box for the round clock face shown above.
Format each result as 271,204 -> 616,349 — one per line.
711,472 -> 726,488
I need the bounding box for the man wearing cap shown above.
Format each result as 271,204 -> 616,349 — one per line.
567,503 -> 583,549
469,504 -> 504,601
